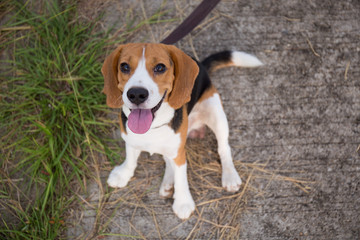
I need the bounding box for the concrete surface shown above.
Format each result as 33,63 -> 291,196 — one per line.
69,0 -> 360,239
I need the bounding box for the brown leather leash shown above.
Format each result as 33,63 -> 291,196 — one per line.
161,0 -> 221,44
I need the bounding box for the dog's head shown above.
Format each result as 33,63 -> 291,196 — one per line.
101,43 -> 199,134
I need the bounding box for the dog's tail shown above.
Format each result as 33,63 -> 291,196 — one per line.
201,50 -> 263,72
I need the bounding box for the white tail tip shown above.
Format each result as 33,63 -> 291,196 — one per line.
231,51 -> 263,68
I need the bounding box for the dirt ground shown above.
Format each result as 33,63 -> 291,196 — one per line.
68,0 -> 360,239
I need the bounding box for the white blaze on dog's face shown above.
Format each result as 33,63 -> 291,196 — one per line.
102,43 -> 199,134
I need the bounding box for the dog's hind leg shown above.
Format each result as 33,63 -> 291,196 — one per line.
159,157 -> 175,198
201,93 -> 242,192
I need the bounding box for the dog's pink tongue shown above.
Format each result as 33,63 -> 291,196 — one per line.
128,109 -> 153,134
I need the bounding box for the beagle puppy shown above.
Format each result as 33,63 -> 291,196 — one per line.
102,43 -> 262,219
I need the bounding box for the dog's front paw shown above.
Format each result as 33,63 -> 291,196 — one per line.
172,198 -> 195,220
107,165 -> 133,188
222,168 -> 242,192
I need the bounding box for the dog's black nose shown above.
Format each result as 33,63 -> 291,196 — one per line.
127,87 -> 149,105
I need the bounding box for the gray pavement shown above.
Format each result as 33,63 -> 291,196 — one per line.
69,0 -> 360,239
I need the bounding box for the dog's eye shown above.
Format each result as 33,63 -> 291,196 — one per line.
120,63 -> 130,74
154,64 -> 166,74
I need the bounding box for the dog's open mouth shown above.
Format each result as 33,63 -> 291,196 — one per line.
127,91 -> 166,134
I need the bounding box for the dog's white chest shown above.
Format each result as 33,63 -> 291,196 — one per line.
122,125 -> 181,157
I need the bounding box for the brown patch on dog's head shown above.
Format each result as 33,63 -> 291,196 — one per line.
141,44 -> 199,109
142,44 -> 175,99
162,44 -> 199,109
102,44 -> 125,108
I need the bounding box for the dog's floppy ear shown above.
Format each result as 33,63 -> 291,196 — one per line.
101,45 -> 125,108
165,45 -> 199,110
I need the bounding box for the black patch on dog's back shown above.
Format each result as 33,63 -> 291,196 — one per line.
170,107 -> 183,132
187,61 -> 212,114
201,50 -> 232,71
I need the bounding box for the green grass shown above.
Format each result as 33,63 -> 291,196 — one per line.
0,0 -> 171,238
0,1 -> 113,239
